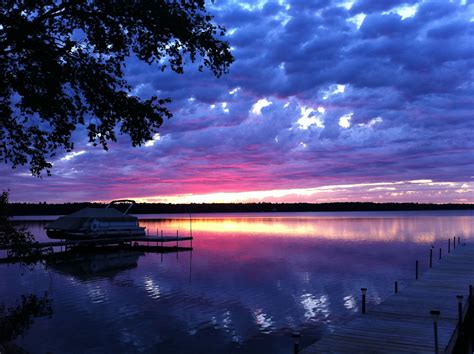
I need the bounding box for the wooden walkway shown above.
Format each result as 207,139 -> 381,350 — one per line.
302,243 -> 474,353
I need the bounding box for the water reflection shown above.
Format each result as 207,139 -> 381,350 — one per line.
48,249 -> 143,279
142,211 -> 473,243
2,211 -> 473,353
0,292 -> 52,352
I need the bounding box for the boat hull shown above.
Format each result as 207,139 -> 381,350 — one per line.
46,228 -> 146,240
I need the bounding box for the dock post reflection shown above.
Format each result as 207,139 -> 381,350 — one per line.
430,247 -> 433,268
431,310 -> 440,354
361,288 -> 367,314
189,248 -> 193,284
291,332 -> 301,354
457,295 -> 464,331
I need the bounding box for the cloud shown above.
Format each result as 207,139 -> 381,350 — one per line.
2,0 -> 473,203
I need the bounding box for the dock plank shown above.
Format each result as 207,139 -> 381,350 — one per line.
302,244 -> 474,353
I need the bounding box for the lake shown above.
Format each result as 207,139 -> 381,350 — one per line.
1,211 -> 473,353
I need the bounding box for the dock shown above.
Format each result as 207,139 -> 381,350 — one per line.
0,235 -> 193,264
0,235 -> 193,250
302,242 -> 474,353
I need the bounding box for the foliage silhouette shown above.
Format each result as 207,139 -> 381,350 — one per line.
0,191 -> 51,266
0,293 -> 53,347
0,1 -> 233,175
6,201 -> 474,215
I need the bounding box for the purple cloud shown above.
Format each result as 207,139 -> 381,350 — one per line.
2,0 -> 474,203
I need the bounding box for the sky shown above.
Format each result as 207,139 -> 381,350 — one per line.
2,0 -> 474,204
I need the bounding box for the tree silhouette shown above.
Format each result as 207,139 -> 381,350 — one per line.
0,293 -> 53,348
0,1 -> 233,175
0,191 -> 51,265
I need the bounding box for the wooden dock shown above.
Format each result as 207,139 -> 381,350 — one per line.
302,243 -> 474,353
0,235 -> 193,250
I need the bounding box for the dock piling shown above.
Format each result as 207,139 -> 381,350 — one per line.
458,236 -> 461,246
292,332 -> 301,354
395,281 -> 398,294
439,247 -> 442,260
361,288 -> 367,314
430,310 -> 440,354
449,239 -> 451,253
454,237 -> 456,249
416,260 -> 419,280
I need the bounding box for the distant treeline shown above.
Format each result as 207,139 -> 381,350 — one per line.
6,202 -> 474,216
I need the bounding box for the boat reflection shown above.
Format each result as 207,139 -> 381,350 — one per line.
47,245 -> 193,282
48,247 -> 143,279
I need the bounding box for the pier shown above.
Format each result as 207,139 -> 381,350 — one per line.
0,235 -> 193,250
302,242 -> 474,353
0,235 -> 193,264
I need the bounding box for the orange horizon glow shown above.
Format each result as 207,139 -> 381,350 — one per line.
95,179 -> 474,204
140,215 -> 474,244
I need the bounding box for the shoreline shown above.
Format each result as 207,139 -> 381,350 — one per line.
6,201 -> 474,217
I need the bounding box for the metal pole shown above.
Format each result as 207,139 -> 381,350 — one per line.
291,332 -> 301,354
430,310 -> 440,354
361,288 -> 367,314
416,260 -> 419,280
395,281 -> 398,294
430,248 -> 433,268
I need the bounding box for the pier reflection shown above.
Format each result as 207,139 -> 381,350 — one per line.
48,248 -> 143,279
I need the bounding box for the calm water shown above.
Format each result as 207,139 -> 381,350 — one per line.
1,211 -> 473,353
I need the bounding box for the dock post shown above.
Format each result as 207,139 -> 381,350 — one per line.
291,332 -> 301,354
416,260 -> 419,280
458,236 -> 460,246
457,295 -> 464,330
448,239 -> 451,253
454,236 -> 456,249
430,310 -> 440,354
176,230 -> 179,248
395,281 -> 398,294
439,247 -> 442,260
361,288 -> 367,314
429,247 -> 433,268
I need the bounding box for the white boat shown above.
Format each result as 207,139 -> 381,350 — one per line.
46,200 -> 145,240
